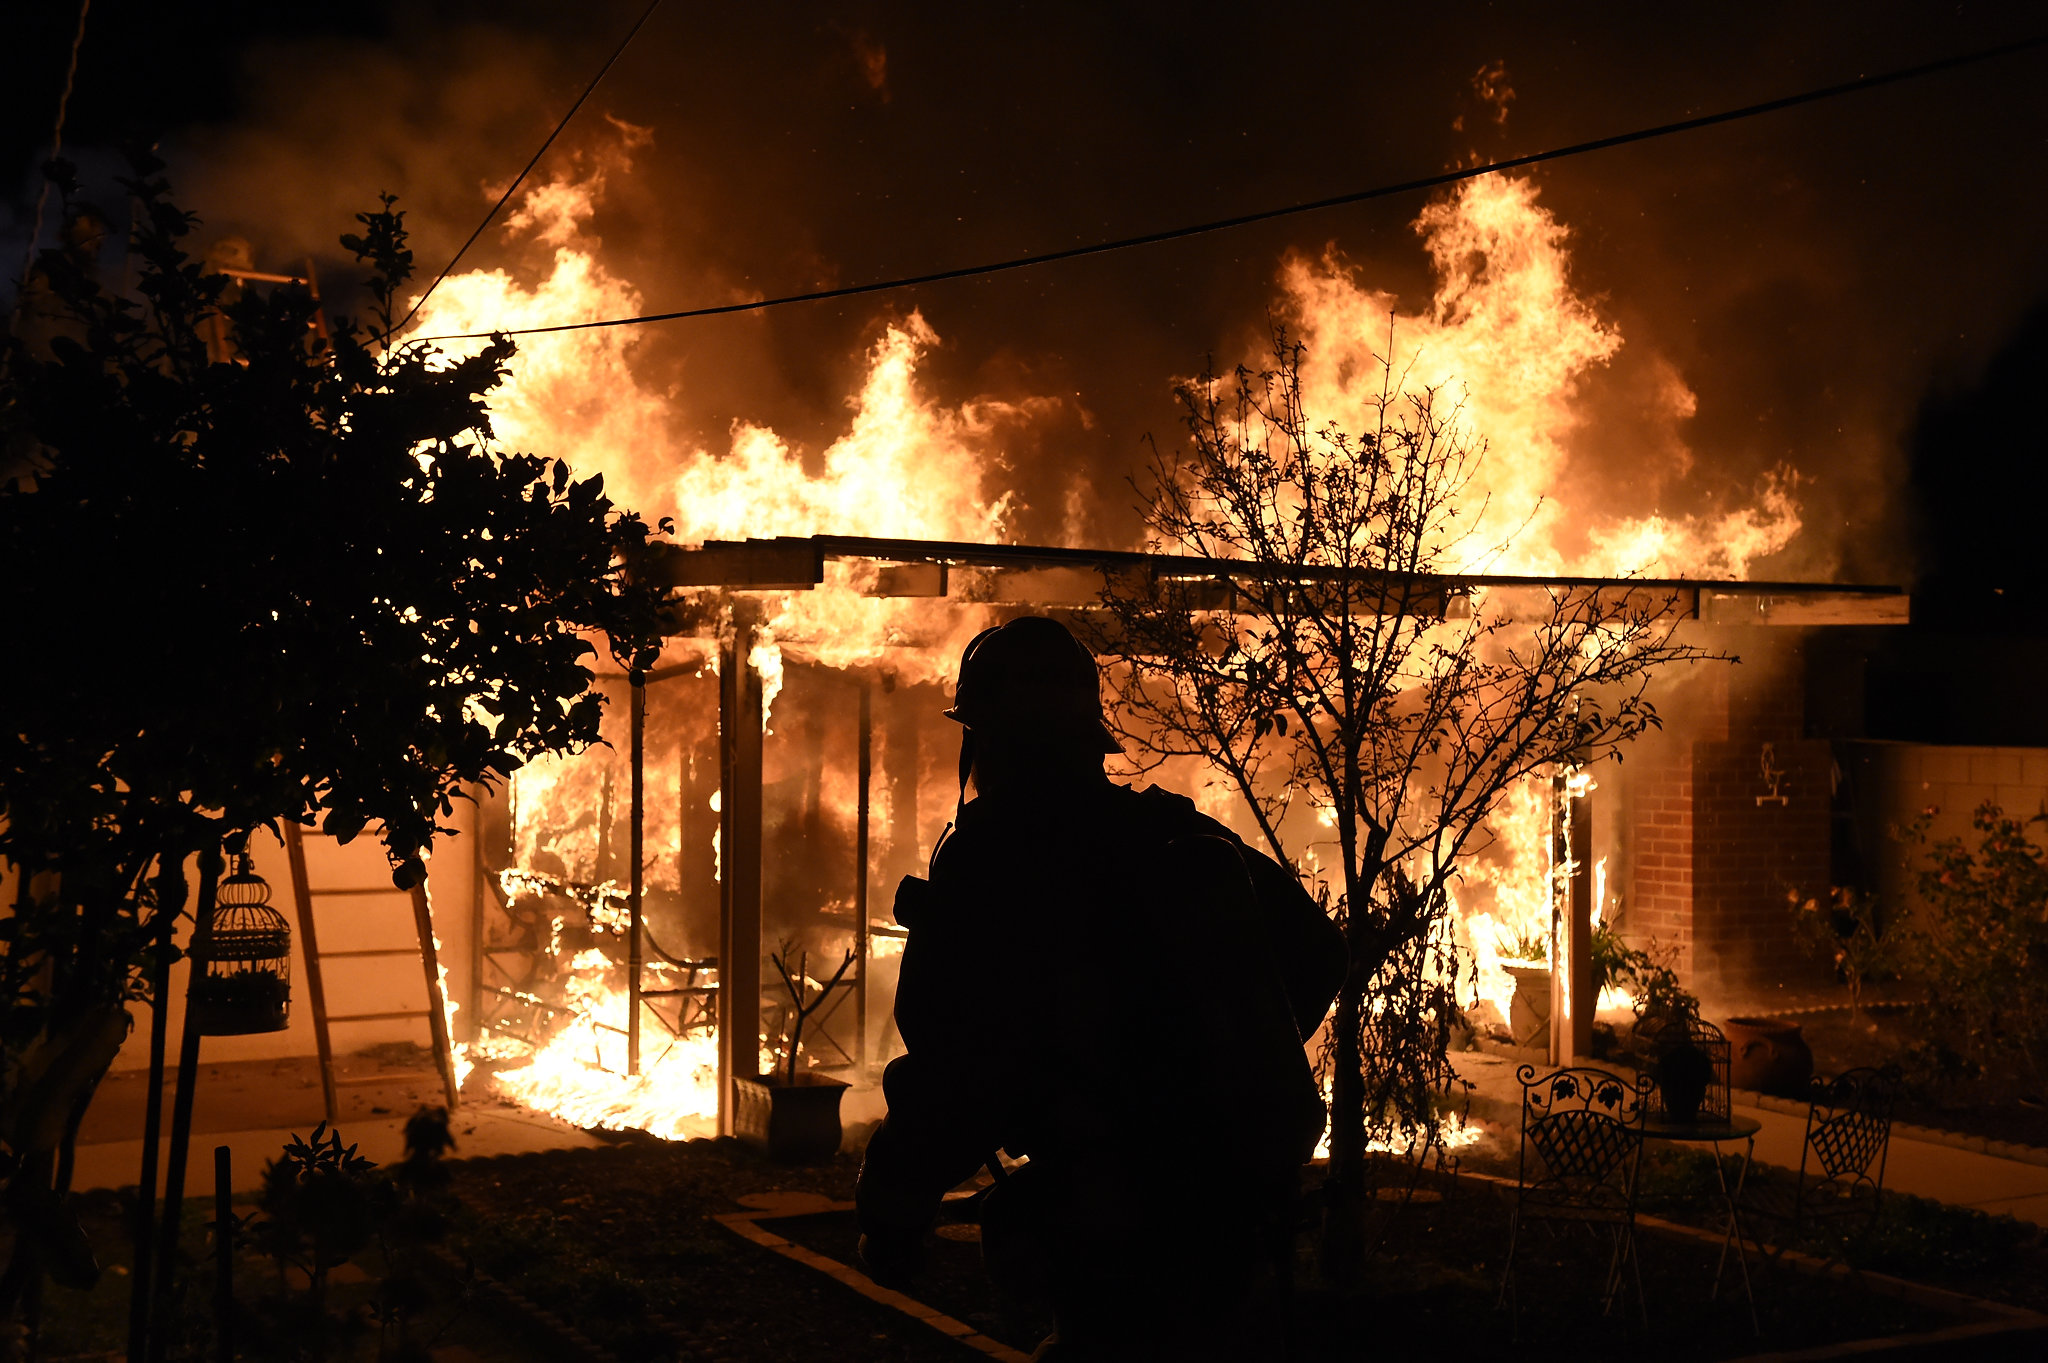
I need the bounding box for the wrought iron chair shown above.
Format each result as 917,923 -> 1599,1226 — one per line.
1497,1064 -> 1656,1324
1745,1066 -> 1902,1266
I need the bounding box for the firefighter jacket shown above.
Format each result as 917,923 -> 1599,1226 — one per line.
856,778 -> 1347,1245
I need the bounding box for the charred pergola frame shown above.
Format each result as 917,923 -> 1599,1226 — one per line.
611,535 -> 1908,1131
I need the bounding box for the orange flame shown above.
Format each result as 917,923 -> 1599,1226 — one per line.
429,144 -> 1794,1133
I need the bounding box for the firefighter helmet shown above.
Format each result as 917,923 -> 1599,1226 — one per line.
944,616 -> 1120,753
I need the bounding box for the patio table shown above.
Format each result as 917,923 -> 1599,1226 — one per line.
1644,1113 -> 1762,1332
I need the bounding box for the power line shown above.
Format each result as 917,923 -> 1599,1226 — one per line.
13,0 -> 92,314
394,0 -> 663,333
412,29 -> 2048,345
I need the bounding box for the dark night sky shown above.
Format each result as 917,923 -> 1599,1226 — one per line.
7,1 -> 2048,615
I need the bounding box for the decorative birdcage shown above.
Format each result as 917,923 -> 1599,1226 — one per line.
190,853 -> 292,1035
1642,1014 -> 1731,1125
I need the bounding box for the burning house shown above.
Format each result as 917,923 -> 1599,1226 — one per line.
59,109 -> 1957,1147
445,533 -> 1905,1142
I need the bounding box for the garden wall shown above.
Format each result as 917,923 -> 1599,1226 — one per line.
1834,739 -> 2048,928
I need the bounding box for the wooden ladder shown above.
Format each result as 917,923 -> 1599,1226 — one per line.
282,823 -> 460,1122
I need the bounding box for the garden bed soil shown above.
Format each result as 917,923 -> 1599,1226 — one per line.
447,1134 -> 970,1362
440,1131 -> 2046,1362
27,1120 -> 2047,1362
25,1188 -> 572,1363
1752,1006 -> 2048,1151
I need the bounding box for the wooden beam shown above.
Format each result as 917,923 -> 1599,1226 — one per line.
628,677 -> 645,1076
865,562 -> 948,597
653,539 -> 823,590
1697,591 -> 1911,626
647,535 -> 1908,628
718,604 -> 766,1132
854,680 -> 872,1073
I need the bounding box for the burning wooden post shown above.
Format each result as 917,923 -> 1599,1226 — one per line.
1547,772 -> 1597,1062
718,602 -> 767,1133
628,674 -> 645,1075
855,679 -> 873,1072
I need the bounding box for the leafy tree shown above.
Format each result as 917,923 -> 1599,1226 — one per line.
1097,332 -> 1716,1277
0,154 -> 669,1330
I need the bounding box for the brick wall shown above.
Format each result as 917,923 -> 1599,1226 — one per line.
1689,734 -> 1832,1003
1622,637 -> 1835,1008
1626,746 -> 1696,979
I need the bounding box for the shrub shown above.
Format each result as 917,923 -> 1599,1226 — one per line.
1905,803 -> 2048,1081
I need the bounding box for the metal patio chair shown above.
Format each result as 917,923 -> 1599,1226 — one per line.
1498,1064 -> 1656,1325
1746,1065 -> 1902,1265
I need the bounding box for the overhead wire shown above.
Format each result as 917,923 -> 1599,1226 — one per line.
12,0 -> 93,318
394,0 -> 664,334
410,29 -> 2048,345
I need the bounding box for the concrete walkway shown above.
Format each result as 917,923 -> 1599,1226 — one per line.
71,1100 -> 606,1196
72,1054 -> 609,1196
1453,1048 -> 2048,1226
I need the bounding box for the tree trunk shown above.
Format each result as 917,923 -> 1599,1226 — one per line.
1320,854 -> 1396,1288
150,851 -> 220,1363
127,854 -> 187,1363
1319,956 -> 1368,1285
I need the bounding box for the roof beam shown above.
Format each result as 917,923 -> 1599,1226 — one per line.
641,535 -> 1910,626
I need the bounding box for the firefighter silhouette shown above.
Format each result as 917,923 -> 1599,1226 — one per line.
855,616 -> 1346,1360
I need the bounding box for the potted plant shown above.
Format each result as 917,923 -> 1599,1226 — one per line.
1624,950 -> 1712,1122
734,946 -> 857,1163
1495,927 -> 1552,1049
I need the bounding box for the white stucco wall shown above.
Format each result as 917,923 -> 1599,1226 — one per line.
105,800 -> 479,1072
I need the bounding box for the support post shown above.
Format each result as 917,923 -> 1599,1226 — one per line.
717,605 -> 765,1134
1550,774 -> 1596,1063
1567,782 -> 1595,1060
1549,774 -> 1567,1066
628,677 -> 646,1075
468,790 -> 486,1047
854,679 -> 872,1074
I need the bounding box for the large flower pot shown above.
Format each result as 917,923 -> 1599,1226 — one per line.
734,1073 -> 849,1164
1503,962 -> 1552,1049
1723,1016 -> 1813,1095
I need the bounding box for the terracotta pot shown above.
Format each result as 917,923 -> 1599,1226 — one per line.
734,1073 -> 849,1163
1503,962 -> 1551,1049
1723,1016 -> 1813,1095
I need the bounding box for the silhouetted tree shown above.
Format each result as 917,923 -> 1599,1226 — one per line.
1097,332 -> 1716,1280
0,154 -> 669,1329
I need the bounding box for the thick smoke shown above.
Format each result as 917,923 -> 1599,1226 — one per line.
21,3 -> 2047,582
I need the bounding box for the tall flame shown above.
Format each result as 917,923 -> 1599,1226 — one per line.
425,141 -> 1796,1132
1283,174 -> 1799,579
